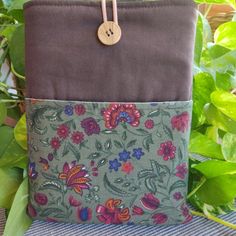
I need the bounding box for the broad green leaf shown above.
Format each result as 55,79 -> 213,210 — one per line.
189,131 -> 224,160
0,102 -> 7,125
215,22 -> 236,50
3,177 -> 32,236
193,160 -> 236,178
215,71 -> 236,91
9,24 -> 25,76
194,13 -> 203,66
211,90 -> 236,121
207,44 -> 231,59
204,103 -> 236,134
14,114 -> 27,150
196,174 -> 236,206
222,133 -> 236,162
210,50 -> 236,73
0,126 -> 27,168
0,167 -> 22,209
192,72 -> 215,128
206,126 -> 219,143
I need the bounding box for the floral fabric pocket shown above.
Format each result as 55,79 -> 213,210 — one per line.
26,99 -> 192,225
24,0 -> 197,227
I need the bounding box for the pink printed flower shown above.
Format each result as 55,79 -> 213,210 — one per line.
145,119 -> 154,129
181,204 -> 192,224
173,192 -> 183,201
77,207 -> 92,222
175,163 -> 188,179
27,203 -> 37,217
74,104 -> 86,116
57,124 -> 70,139
34,193 -> 48,206
50,137 -> 61,150
103,104 -> 141,129
71,131 -> 84,144
96,199 -> 131,224
171,112 -> 190,133
140,193 -> 160,210
157,141 -> 176,161
152,213 -> 168,224
69,195 -> 81,207
121,162 -> 134,174
59,162 -> 91,195
132,206 -> 144,216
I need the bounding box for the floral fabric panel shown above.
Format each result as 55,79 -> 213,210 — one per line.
26,99 -> 192,226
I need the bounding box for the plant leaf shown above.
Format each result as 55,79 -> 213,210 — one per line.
222,133 -> 236,163
14,114 -> 27,150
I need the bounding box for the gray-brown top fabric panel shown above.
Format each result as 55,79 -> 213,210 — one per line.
24,0 -> 197,102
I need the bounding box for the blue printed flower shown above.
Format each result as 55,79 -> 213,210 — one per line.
109,159 -> 121,172
132,148 -> 144,160
64,105 -> 74,116
119,150 -> 131,162
28,162 -> 38,180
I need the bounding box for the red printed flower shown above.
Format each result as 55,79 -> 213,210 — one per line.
69,195 -> 81,207
103,104 -> 141,129
50,137 -> 61,150
121,162 -> 134,174
27,203 -> 37,217
145,119 -> 154,129
140,193 -> 160,210
59,162 -> 91,195
34,193 -> 48,206
132,206 -> 144,216
57,124 -> 70,139
96,199 -> 131,224
152,213 -> 168,224
175,163 -> 188,179
74,104 -> 86,116
157,141 -> 176,161
171,112 -> 190,133
71,131 -> 84,144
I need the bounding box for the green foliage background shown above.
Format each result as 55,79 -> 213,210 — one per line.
0,0 -> 236,235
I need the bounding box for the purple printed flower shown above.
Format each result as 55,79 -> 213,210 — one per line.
28,162 -> 38,180
39,157 -> 49,171
132,148 -> 144,160
175,163 -> 188,179
119,150 -> 131,162
64,105 -> 74,116
47,153 -> 54,161
173,192 -> 183,201
34,193 -> 48,206
152,213 -> 168,224
157,141 -> 176,161
109,159 -> 121,172
81,117 -> 100,136
140,193 -> 160,210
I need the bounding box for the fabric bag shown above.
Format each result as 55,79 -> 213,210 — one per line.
24,0 -> 197,226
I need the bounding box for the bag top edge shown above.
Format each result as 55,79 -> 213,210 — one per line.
24,0 -> 196,11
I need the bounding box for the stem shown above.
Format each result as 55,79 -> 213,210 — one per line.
0,99 -> 24,103
11,63 -> 26,80
191,210 -> 236,230
187,177 -> 206,199
204,4 -> 212,18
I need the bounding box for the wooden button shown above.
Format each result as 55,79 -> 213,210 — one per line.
97,21 -> 122,46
